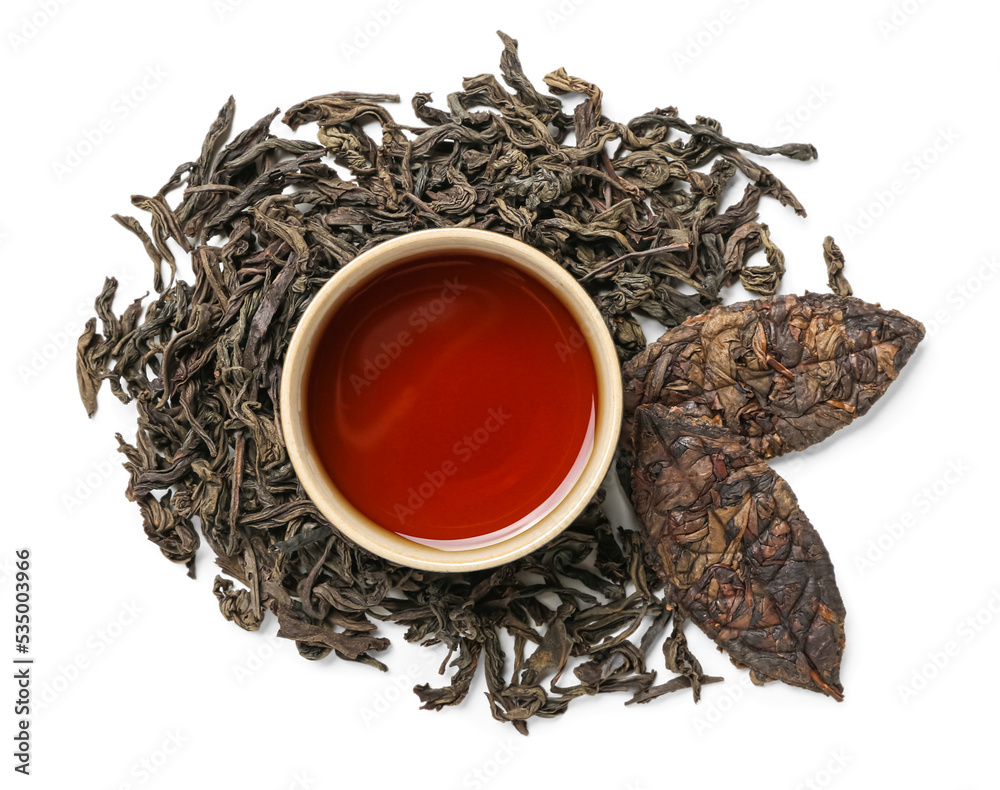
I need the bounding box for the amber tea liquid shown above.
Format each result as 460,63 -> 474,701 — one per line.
306,252 -> 598,548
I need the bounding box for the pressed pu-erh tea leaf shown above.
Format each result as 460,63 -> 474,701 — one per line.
622,294 -> 923,697
630,407 -> 847,698
621,292 -> 925,463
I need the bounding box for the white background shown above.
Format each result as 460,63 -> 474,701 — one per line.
2,0 -> 997,788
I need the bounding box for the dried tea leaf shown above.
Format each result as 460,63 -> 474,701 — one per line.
75,317 -> 102,418
723,222 -> 786,296
623,292 -> 925,461
631,406 -> 846,699
213,576 -> 263,631
823,235 -> 852,297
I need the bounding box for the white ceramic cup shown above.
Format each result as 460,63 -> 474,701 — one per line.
280,228 -> 622,572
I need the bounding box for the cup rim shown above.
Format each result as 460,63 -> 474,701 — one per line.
280,228 -> 622,572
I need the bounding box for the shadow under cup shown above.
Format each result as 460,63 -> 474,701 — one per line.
281,229 -> 622,572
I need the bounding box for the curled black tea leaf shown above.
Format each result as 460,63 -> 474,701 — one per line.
823,235 -> 853,297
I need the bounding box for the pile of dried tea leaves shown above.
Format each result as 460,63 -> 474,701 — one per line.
76,32 -> 919,733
